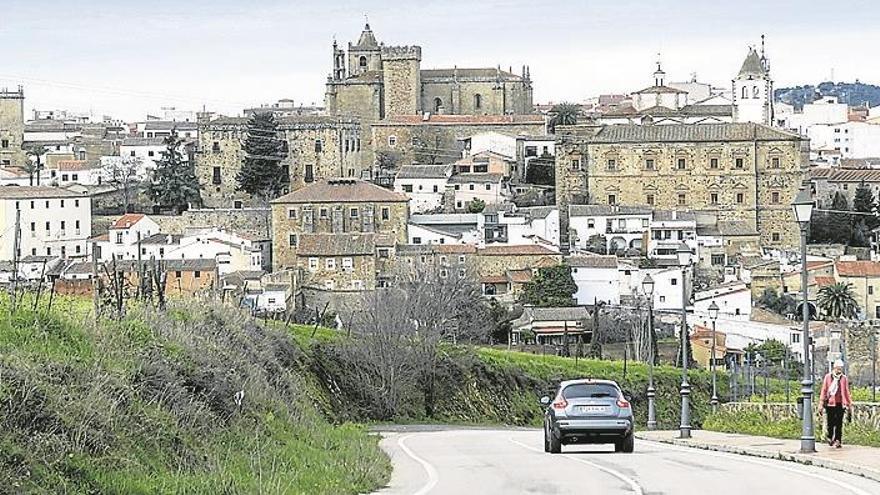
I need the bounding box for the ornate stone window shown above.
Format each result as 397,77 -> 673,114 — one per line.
474,94 -> 482,109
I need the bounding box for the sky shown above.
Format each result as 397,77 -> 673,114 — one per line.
1,0 -> 879,121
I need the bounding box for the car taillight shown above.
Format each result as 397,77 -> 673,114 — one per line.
552,398 -> 568,410
617,399 -> 630,408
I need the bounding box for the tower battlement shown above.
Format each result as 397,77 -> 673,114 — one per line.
381,45 -> 422,61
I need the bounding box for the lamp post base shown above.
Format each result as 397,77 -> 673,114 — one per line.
711,394 -> 719,414
647,385 -> 657,430
680,380 -> 692,439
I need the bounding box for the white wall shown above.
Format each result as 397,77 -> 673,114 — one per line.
393,177 -> 447,213
468,132 -> 516,159
452,180 -> 505,211
1,193 -> 92,260
572,266 -> 620,305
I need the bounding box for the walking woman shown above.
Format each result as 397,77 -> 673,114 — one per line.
819,359 -> 853,448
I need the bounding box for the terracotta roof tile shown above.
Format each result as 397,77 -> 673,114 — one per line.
837,261 -> 880,277
378,115 -> 544,126
111,213 -> 146,229
272,179 -> 408,204
814,276 -> 836,287
478,245 -> 559,256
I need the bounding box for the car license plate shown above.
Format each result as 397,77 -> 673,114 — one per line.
578,405 -> 609,414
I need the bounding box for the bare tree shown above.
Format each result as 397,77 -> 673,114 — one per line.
102,156 -> 143,213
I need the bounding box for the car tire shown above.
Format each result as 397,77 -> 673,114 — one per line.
549,431 -> 562,454
617,433 -> 634,454
543,425 -> 550,453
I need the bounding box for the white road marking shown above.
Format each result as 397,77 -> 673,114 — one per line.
397,434 -> 439,495
509,437 -> 645,495
644,440 -> 876,495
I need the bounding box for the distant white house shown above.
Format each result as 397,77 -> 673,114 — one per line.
568,204 -> 651,254
484,206 -> 559,247
393,164 -> 452,214
648,210 -> 698,261
449,173 -> 507,211
92,213 -> 161,262
693,281 -> 751,321
0,186 -> 92,261
569,254 -> 620,306
408,213 -> 481,245
120,137 -> 172,170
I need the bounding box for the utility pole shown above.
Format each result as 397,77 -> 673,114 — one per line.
10,209 -> 21,311
872,326 -> 877,403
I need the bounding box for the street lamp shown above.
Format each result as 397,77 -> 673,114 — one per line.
792,185 -> 816,454
642,273 -> 657,430
708,300 -> 720,412
676,241 -> 692,439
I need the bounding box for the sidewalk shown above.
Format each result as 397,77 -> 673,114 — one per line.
636,430 -> 880,482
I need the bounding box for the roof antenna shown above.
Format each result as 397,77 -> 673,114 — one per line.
364,13 -> 369,28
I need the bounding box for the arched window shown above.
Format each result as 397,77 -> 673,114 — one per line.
741,86 -> 748,99
359,56 -> 367,68
434,97 -> 443,113
474,94 -> 482,110
752,86 -> 760,98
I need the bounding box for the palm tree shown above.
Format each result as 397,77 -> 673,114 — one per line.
818,282 -> 859,320
23,144 -> 47,186
548,102 -> 581,133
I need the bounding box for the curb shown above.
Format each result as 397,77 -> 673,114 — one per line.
635,432 -> 880,484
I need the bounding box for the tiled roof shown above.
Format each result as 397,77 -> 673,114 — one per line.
111,213 -> 146,229
814,169 -> 880,183
395,164 -> 452,179
122,137 -> 166,147
143,121 -> 198,131
681,104 -> 734,117
632,85 -> 687,95
837,261 -> 880,277
140,233 -> 182,245
653,210 -> 697,222
519,306 -> 590,322
376,115 -> 545,126
478,244 -> 559,256
716,220 -> 759,237
421,68 -> 522,80
570,123 -> 801,143
814,276 -> 836,287
517,206 -> 555,220
567,255 -> 618,268
738,49 -> 767,79
569,204 -> 651,216
396,244 -> 477,255
506,268 -> 533,284
447,173 -> 503,184
271,179 -> 408,204
0,186 -> 82,199
56,160 -> 93,171
297,233 -> 377,256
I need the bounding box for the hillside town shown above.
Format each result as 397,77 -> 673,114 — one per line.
3,25 -> 880,378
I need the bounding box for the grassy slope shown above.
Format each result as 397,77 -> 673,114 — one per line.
0,296 -> 389,494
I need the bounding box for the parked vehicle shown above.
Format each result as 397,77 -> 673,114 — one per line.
540,379 -> 634,453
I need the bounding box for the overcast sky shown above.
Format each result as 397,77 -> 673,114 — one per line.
1,0 -> 878,121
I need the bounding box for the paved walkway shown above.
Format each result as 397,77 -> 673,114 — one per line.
636,430 -> 880,483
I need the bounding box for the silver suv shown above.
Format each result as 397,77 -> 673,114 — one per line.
540,379 -> 634,453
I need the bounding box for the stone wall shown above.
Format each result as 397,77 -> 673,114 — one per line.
0,89 -> 26,167
297,253 -> 377,291
325,81 -> 383,123
95,208 -> 273,240
382,47 -> 422,116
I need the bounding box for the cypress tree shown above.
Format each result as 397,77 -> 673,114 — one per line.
237,112 -> 289,201
147,129 -> 201,214
853,180 -> 879,230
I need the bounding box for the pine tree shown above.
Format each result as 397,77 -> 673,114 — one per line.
147,129 -> 201,214
853,180 -> 879,230
237,113 -> 289,201
829,191 -> 853,243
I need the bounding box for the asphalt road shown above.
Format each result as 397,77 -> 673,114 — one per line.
372,427 -> 880,495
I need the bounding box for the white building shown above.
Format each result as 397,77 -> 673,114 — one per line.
568,205 -> 652,254
53,160 -> 104,186
393,164 -> 452,214
569,255 -> 620,305
449,173 -> 507,211
93,213 -> 161,262
120,137 -> 172,170
408,213 -> 481,245
136,120 -> 198,140
486,206 -> 559,247
731,47 -> 773,126
693,281 -> 751,321
648,211 -> 698,261
0,186 -> 92,260
688,313 -> 805,361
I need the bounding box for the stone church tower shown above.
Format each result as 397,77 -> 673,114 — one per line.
732,37 -> 773,126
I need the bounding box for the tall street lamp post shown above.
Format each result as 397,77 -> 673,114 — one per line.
643,273 -> 657,430
708,300 -> 720,413
676,241 -> 692,439
793,186 -> 816,454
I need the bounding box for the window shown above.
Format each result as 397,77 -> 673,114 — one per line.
710,158 -> 719,169
474,94 -> 482,109
388,136 -> 397,147
678,193 -> 686,206
75,245 -> 81,254
326,258 -> 336,270
319,208 -> 329,218
772,232 -> 781,242
646,194 -> 655,206
378,248 -> 390,259
413,237 -> 422,244
194,271 -> 201,279
304,164 -> 314,183
30,222 -> 35,232
359,56 -> 367,68
771,191 -> 780,204
342,258 -> 353,271
458,255 -> 466,264
710,192 -> 719,205
440,268 -> 448,278
314,139 -> 323,153
485,184 -> 491,191
75,220 -> 80,230
147,151 -> 155,157
402,184 -> 413,193
869,286 -> 874,296
645,158 -> 655,170
671,278 -> 678,286
752,86 -> 759,98
587,219 -> 595,228
792,333 -> 801,344
571,159 -> 581,171
325,280 -> 335,290
608,194 -> 616,205
434,97 -> 443,113
74,199 -> 79,207
381,207 -> 390,220
45,221 -> 50,231
711,254 -> 725,266
62,174 -> 69,181
234,200 -> 243,209
212,167 -> 221,184
736,192 -> 744,204
60,221 -> 65,231
642,219 -> 649,228
607,159 -> 616,171
287,208 -> 297,219
212,141 -> 220,153
677,158 -> 686,170
352,280 -> 364,290
735,157 -> 744,169
741,86 -> 748,99
46,247 -> 52,256
771,157 -> 780,168
0,139 -> 8,148
350,207 -> 359,218
469,184 -> 475,191
308,258 -> 318,270
432,185 -> 438,193
288,234 -> 297,247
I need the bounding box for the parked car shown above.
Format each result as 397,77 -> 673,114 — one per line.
540,379 -> 634,453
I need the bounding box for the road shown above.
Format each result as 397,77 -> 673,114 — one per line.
373,427 -> 880,495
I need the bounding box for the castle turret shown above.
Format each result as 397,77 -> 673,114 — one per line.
348,23 -> 383,75
381,45 -> 422,116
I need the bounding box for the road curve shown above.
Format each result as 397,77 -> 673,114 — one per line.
372,427 -> 880,495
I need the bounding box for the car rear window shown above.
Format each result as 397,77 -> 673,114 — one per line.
561,383 -> 619,399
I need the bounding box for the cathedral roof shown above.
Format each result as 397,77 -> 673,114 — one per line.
632,85 -> 687,95
565,123 -> 802,143
353,23 -> 380,50
737,48 -> 767,79
421,68 -> 522,81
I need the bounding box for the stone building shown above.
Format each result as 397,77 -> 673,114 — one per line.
270,178 -> 409,271
196,116 -> 366,208
325,23 -> 534,122
555,123 -> 809,249
0,87 -> 25,167
295,232 -> 396,292
371,114 -> 546,166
